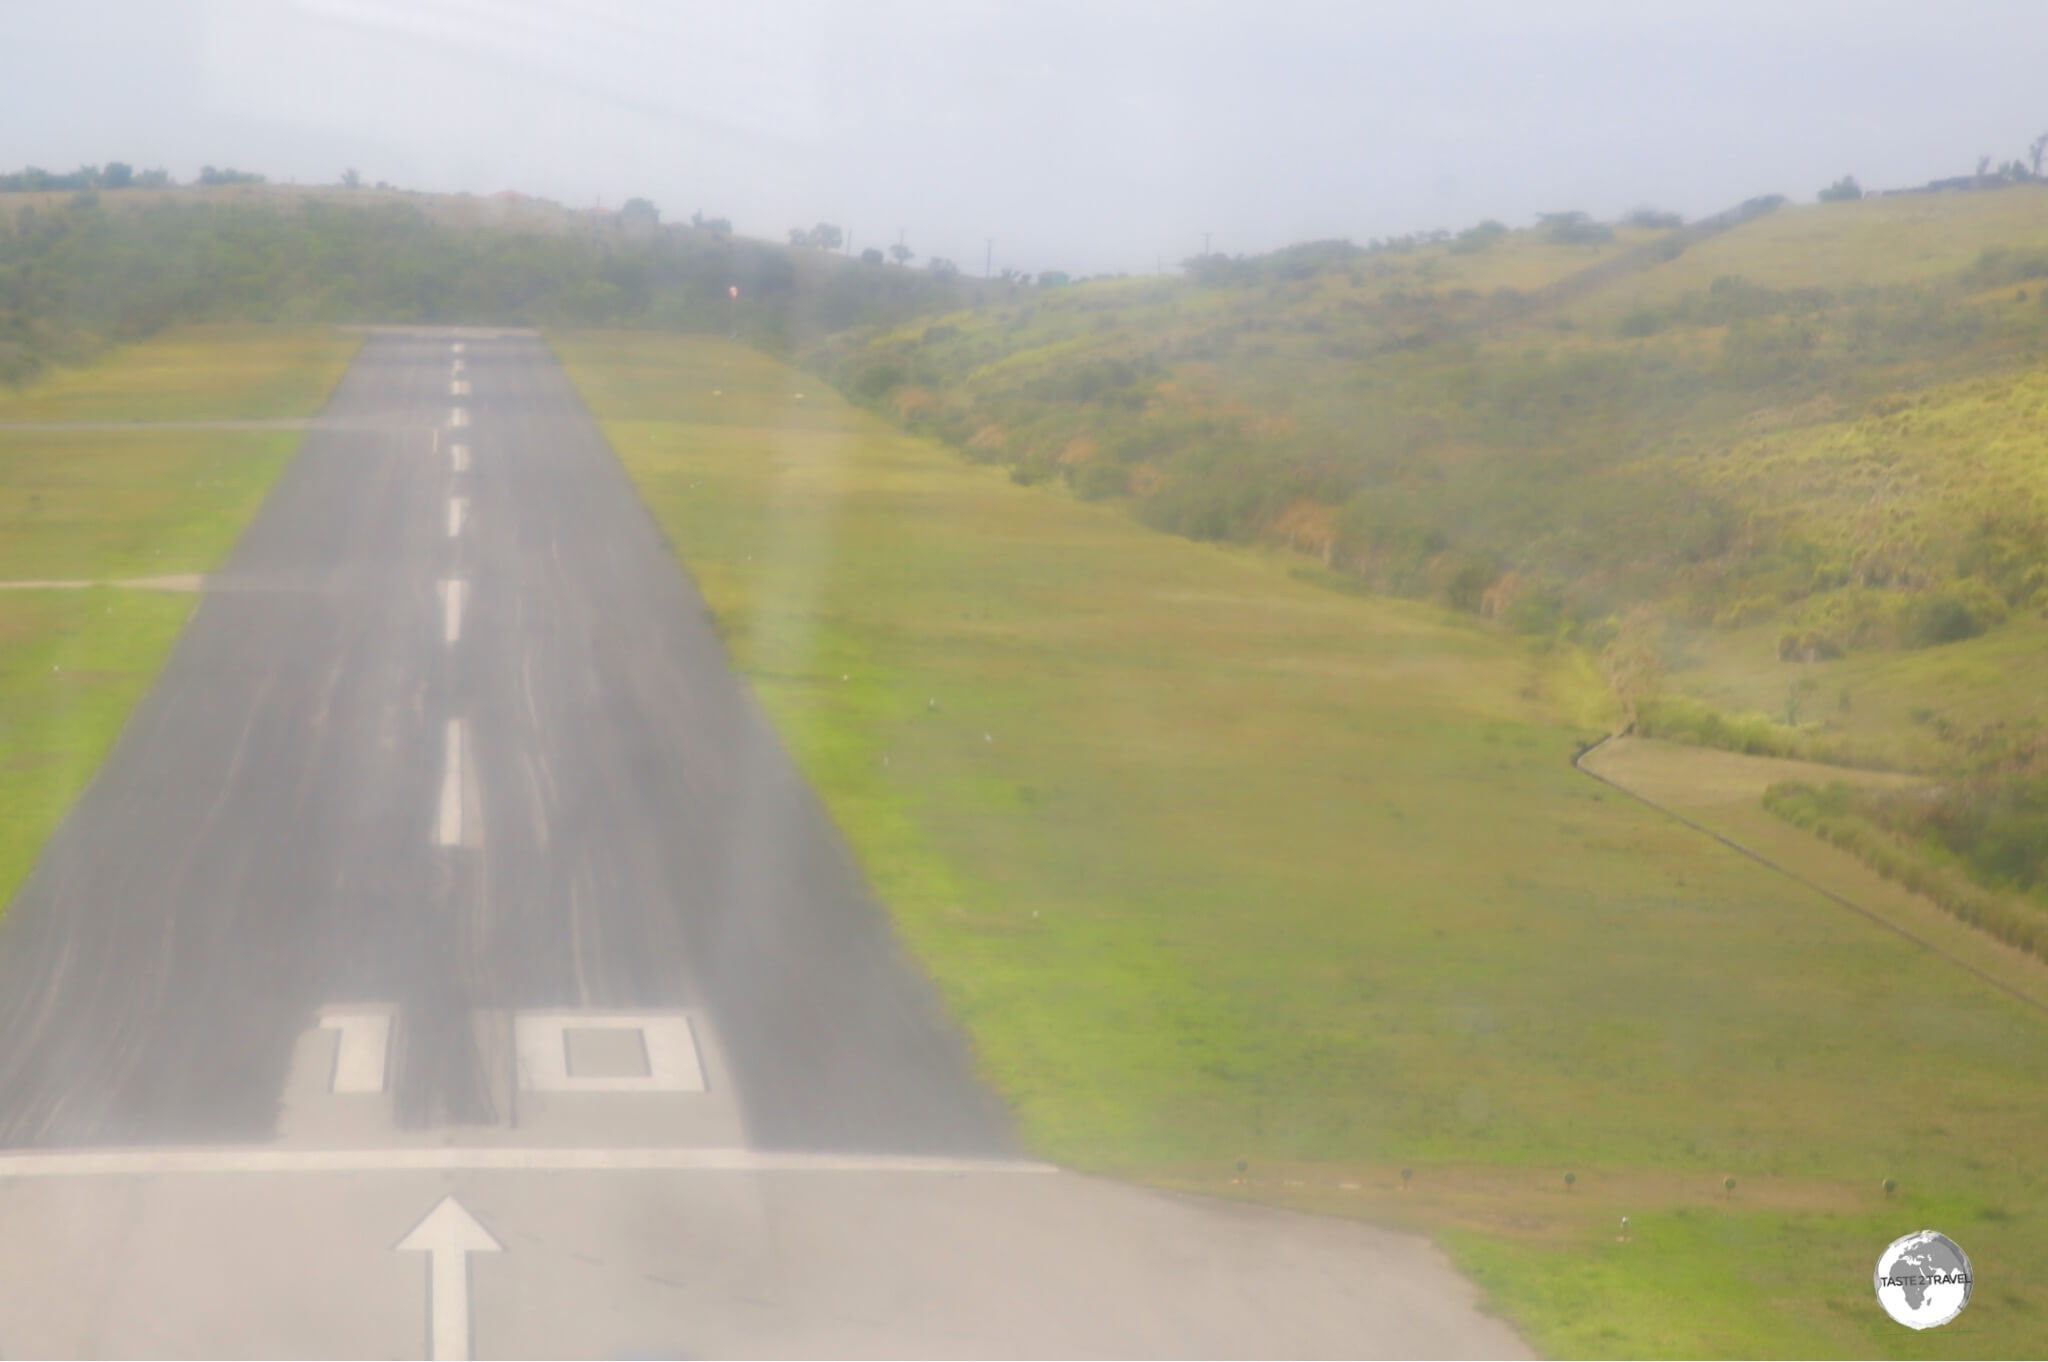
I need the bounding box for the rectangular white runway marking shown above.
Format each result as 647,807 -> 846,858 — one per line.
0,1147 -> 1056,1177
450,407 -> 469,428
451,379 -> 470,397
515,1012 -> 705,1093
447,497 -> 467,538
318,1013 -> 392,1094
439,579 -> 467,644
435,720 -> 464,848
451,357 -> 465,376
451,342 -> 465,355
451,442 -> 469,472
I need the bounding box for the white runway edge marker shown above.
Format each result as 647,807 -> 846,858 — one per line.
438,579 -> 467,645
319,1013 -> 392,1094
435,719 -> 465,848
447,497 -> 467,538
398,1195 -> 499,1362
0,1147 -> 1057,1177
450,407 -> 469,428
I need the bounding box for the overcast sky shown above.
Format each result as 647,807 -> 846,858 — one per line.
3,0 -> 2045,276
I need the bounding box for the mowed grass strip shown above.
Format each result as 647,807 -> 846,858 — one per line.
0,324 -> 359,423
556,329 -> 2048,1358
0,325 -> 359,913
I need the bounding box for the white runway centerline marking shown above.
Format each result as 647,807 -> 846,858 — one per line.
436,719 -> 465,848
438,579 -> 467,644
451,357 -> 465,376
0,1147 -> 1057,1177
451,379 -> 470,397
450,407 -> 469,428
451,341 -> 465,355
451,442 -> 469,472
447,497 -> 467,538
319,1013 -> 392,1094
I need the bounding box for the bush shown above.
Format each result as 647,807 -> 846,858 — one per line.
1906,583 -> 2005,648
1073,460 -> 1130,501
1818,175 -> 1863,203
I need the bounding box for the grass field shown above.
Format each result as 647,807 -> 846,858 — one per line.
0,324 -> 358,423
557,328 -> 2048,1358
0,325 -> 358,911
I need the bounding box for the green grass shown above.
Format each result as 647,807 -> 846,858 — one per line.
557,328 -> 2048,1357
0,429 -> 304,580
0,324 -> 360,422
0,325 -> 358,913
0,590 -> 194,908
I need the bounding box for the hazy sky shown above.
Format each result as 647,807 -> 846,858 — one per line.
3,0 -> 2046,275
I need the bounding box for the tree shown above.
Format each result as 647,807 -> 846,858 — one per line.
342,168 -> 360,189
1818,175 -> 1862,202
101,162 -> 132,190
620,197 -> 659,226
860,247 -> 884,265
1977,154 -> 1993,178
889,242 -> 913,266
927,256 -> 959,280
2032,132 -> 2048,178
810,222 -> 842,251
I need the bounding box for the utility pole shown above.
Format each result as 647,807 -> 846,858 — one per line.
985,238 -> 993,279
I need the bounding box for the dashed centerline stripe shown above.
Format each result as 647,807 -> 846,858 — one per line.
0,1148 -> 1057,1177
435,719 -> 465,848
439,579 -> 467,645
447,497 -> 467,538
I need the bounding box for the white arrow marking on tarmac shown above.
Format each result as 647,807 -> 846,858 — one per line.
450,407 -> 469,428
451,442 -> 469,472
397,1195 -> 501,1362
439,579 -> 467,644
447,497 -> 467,538
319,1013 -> 391,1093
451,379 -> 470,397
436,720 -> 464,847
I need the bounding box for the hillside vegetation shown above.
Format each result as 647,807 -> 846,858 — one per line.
814,189 -> 2048,763
0,182 -> 990,385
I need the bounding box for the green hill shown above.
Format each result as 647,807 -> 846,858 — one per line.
814,188 -> 2048,746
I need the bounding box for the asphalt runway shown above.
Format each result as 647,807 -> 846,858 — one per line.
0,332 -> 1527,1358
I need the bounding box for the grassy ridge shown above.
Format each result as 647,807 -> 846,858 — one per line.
0,325 -> 358,911
559,329 -> 2048,1357
814,190 -> 2048,682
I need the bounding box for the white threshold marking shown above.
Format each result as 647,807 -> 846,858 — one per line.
451,379 -> 470,397
451,342 -> 465,355
398,1195 -> 499,1361
438,579 -> 467,645
447,496 -> 467,538
435,719 -> 465,848
319,1012 -> 392,1094
515,1012 -> 704,1093
0,1147 -> 1056,1177
451,442 -> 469,472
451,357 -> 465,376
450,407 -> 469,428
